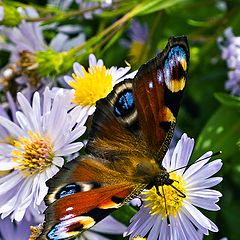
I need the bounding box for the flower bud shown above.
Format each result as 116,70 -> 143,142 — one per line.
0,4 -> 22,27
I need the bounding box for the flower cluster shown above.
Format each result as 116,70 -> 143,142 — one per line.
0,2 -> 225,240
219,27 -> 240,95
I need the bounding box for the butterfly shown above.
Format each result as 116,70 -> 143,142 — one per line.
37,36 -> 189,240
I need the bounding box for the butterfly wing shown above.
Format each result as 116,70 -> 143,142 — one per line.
87,36 -> 189,162
40,36 -> 189,239
38,156 -> 145,240
133,36 -> 189,160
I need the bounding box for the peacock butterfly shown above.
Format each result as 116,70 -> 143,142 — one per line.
37,36 -> 189,240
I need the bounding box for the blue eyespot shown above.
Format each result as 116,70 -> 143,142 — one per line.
56,183 -> 81,199
164,46 -> 186,85
114,90 -> 135,117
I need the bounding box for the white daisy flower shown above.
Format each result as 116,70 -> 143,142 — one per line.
124,133 -> 223,240
0,87 -> 88,222
64,53 -> 134,115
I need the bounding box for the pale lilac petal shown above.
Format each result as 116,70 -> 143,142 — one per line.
93,216 -> 126,233
52,157 -> 64,167
64,75 -> 74,84
182,202 -> 212,230
89,53 -> 97,67
55,142 -> 83,156
73,62 -> 84,76
0,117 -> 25,138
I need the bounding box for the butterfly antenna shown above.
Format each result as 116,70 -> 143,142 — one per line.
170,184 -> 186,198
161,186 -> 170,226
169,151 -> 222,173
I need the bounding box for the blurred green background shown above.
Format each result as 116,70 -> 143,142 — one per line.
1,0 -> 240,239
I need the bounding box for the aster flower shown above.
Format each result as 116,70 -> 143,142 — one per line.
64,53 -> 133,114
0,7 -> 85,94
75,0 -> 112,19
121,19 -> 149,65
0,87 -> 88,222
218,27 -> 240,95
124,133 -> 223,239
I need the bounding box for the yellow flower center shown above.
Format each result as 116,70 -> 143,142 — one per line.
143,172 -> 186,219
11,131 -> 54,176
69,65 -> 113,106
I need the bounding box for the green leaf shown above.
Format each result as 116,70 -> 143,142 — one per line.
193,105 -> 240,161
136,0 -> 190,16
111,205 -> 137,226
214,92 -> 240,109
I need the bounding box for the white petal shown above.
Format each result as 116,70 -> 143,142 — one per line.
17,92 -> 39,132
0,172 -> 24,195
187,177 -> 223,190
0,117 -> 24,138
52,157 -> 64,167
187,195 -> 220,210
73,62 -> 84,76
89,54 -> 97,67
111,66 -> 130,82
169,133 -> 194,173
64,75 -> 74,84
50,32 -> 69,52
36,173 -> 48,205
178,211 -> 202,240
55,142 -> 83,156
148,216 -> 162,239
183,151 -> 212,180
16,111 -> 31,132
42,87 -> 52,114
32,91 -> 41,127
93,216 -> 126,233
64,126 -> 86,146
0,161 -> 19,170
187,160 -> 222,182
182,202 -> 212,230
81,231 -> 110,240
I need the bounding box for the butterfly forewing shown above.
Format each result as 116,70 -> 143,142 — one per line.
133,36 -> 189,161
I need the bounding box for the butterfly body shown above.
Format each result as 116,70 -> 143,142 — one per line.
38,36 -> 189,240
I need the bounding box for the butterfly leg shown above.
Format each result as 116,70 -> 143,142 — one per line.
161,186 -> 170,226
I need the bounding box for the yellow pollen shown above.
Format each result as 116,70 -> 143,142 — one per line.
11,131 -> 54,176
132,237 -> 147,240
143,172 -> 186,219
0,135 -> 16,145
69,65 -> 113,106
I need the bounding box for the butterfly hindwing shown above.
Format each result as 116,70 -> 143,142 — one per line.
38,156 -> 144,240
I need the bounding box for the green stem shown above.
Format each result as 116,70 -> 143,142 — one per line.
69,4 -> 141,56
23,6 -> 102,22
